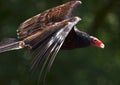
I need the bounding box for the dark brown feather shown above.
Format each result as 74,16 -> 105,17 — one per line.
62,27 -> 91,50
61,28 -> 78,50
23,17 -> 81,49
17,0 -> 81,39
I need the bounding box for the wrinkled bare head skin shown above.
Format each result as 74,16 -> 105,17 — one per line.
90,36 -> 105,48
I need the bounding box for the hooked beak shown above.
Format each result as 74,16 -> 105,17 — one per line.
90,36 -> 105,49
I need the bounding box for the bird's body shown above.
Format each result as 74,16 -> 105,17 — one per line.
62,27 -> 91,50
0,0 -> 104,84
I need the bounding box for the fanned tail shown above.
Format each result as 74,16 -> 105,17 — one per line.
0,38 -> 24,53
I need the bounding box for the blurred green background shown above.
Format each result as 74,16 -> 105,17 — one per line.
0,0 -> 120,85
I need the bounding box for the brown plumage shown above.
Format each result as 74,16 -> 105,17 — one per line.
17,0 -> 81,39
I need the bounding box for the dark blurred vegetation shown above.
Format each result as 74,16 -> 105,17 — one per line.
0,0 -> 120,85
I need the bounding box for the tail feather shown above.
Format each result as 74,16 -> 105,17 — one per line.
0,38 -> 24,53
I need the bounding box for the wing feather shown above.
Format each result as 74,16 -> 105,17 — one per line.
17,0 -> 81,39
30,17 -> 80,84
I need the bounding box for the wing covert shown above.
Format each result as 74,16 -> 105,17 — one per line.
17,0 -> 81,39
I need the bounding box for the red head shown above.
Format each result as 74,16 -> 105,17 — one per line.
90,36 -> 105,48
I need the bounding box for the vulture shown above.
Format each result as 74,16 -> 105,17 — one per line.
0,0 -> 104,84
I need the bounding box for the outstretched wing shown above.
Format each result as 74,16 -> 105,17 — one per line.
17,0 -> 81,39
30,17 -> 80,84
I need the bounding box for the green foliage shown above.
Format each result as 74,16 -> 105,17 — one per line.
0,0 -> 120,85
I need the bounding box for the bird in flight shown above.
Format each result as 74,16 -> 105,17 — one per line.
0,0 -> 104,84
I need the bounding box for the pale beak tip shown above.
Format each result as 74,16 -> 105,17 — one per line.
100,43 -> 105,48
